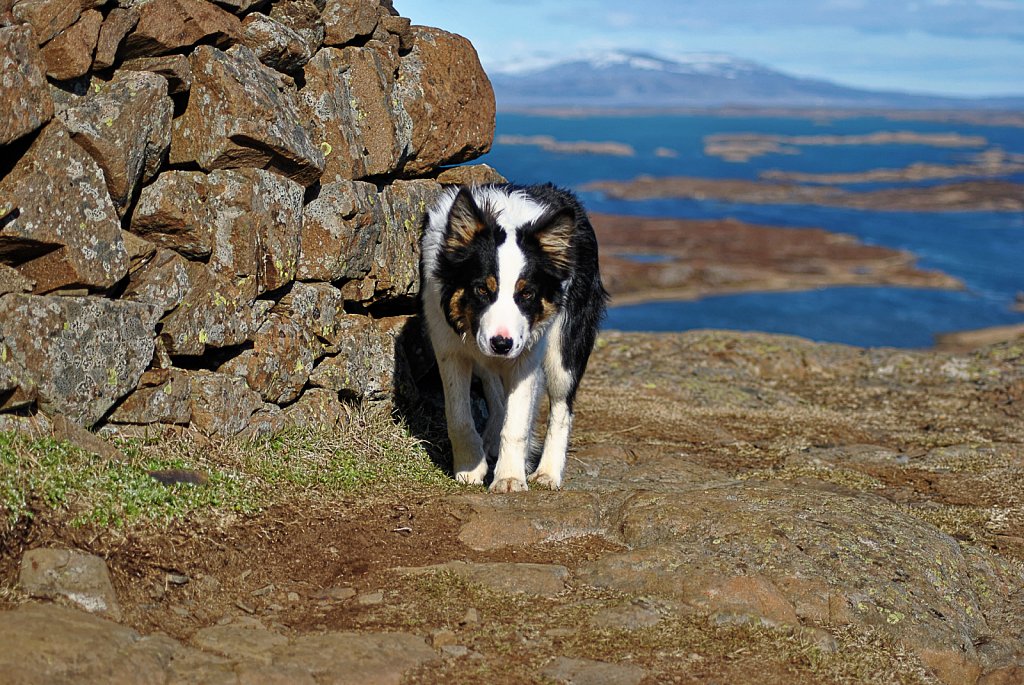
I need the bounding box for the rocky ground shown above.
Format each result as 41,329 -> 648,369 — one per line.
2,329 -> 1023,684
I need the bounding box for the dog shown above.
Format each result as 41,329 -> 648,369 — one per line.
420,183 -> 607,492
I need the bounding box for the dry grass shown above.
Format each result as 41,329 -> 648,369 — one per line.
370,569 -> 937,685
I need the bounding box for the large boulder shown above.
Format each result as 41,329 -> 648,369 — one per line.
268,0 -> 324,58
309,315 -> 406,400
130,170 -> 215,259
322,0 -> 380,47
91,7 -> 139,70
58,70 -> 173,215
0,25 -> 53,145
220,313 -> 325,404
11,0 -> 95,45
239,12 -> 313,73
132,169 -> 304,297
340,179 -> 441,304
108,368 -> 192,425
301,42 -> 401,182
188,370 -> 264,438
120,54 -> 192,94
0,121 -> 128,293
0,294 -> 159,426
169,45 -> 324,187
298,180 -> 382,282
39,8 -> 102,80
120,0 -> 240,59
204,168 -> 305,298
272,281 -> 348,347
120,248 -> 191,315
219,282 -> 348,405
157,260 -> 256,357
392,26 -> 495,175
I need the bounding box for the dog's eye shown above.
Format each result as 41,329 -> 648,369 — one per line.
474,284 -> 490,297
519,288 -> 535,302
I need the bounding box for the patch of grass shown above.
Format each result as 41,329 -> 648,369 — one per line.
0,403 -> 453,533
0,432 -> 255,530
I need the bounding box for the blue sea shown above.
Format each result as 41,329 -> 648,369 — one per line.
474,112 -> 1024,348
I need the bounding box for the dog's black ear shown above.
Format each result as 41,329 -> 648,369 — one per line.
532,208 -> 576,273
445,188 -> 487,251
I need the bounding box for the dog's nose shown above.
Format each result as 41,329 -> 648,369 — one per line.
489,335 -> 513,355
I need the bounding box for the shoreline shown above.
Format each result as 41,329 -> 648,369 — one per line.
607,280 -> 962,308
584,177 -> 1024,212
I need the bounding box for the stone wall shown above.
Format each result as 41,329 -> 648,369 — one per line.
0,0 -> 502,438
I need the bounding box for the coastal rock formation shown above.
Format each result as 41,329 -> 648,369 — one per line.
0,0 -> 496,434
585,176 -> 1024,212
593,213 -> 962,304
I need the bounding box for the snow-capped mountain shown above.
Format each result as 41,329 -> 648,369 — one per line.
487,50 -> 1024,110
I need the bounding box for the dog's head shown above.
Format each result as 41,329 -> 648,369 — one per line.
435,187 -> 575,359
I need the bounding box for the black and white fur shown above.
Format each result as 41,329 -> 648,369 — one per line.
420,183 -> 607,492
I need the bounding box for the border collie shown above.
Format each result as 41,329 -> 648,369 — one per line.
420,184 -> 607,492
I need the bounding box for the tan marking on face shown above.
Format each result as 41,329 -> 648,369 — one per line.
485,275 -> 497,293
539,296 -> 558,322
448,288 -> 469,334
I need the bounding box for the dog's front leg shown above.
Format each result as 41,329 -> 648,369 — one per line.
489,362 -> 541,493
476,366 -> 506,459
438,353 -> 488,485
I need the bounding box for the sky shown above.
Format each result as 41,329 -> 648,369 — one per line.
396,0 -> 1024,98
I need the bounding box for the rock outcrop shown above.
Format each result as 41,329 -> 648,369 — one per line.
0,0 -> 500,435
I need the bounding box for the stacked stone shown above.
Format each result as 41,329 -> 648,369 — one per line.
0,0 -> 501,438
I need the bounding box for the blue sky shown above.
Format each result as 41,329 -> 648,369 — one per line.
396,0 -> 1024,97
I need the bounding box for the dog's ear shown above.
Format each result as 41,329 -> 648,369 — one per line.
532,208 -> 575,273
445,188 -> 487,251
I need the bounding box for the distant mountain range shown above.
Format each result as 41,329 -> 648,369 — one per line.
488,51 -> 1024,110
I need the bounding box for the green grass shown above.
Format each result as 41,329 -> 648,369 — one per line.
0,404 -> 453,532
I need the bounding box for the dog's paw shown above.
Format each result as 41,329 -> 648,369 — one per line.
527,471 -> 562,490
489,477 -> 528,494
454,464 -> 487,486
